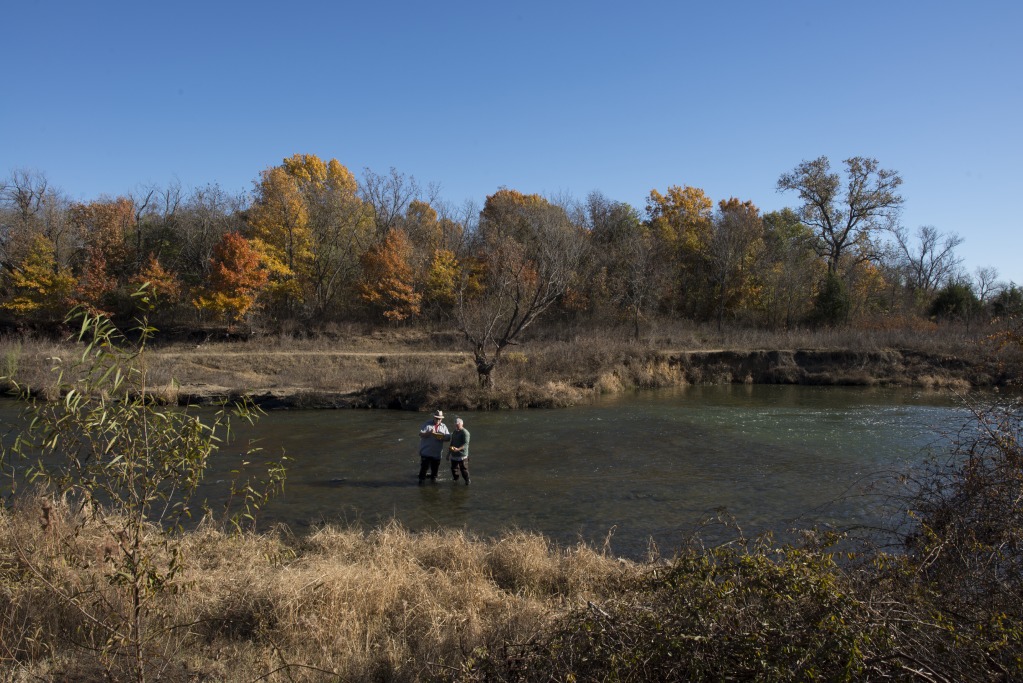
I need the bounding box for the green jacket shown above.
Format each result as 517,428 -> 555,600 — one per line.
449,427 -> 470,461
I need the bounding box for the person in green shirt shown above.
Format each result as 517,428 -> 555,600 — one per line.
448,416 -> 470,485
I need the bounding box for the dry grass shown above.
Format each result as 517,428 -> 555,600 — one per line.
0,497 -> 637,682
2,318 -> 1016,411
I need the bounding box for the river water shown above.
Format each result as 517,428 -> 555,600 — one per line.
0,386 -> 973,559
189,384 -> 968,558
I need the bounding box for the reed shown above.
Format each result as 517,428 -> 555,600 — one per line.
0,499 -> 633,682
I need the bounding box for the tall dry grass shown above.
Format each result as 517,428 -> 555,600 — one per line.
0,497 -> 637,682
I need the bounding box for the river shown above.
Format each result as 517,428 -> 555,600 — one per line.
177,384 -> 967,558
0,385 -> 973,559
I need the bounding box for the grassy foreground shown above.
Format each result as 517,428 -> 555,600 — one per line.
1,496 -> 634,681
2,485 -> 1021,682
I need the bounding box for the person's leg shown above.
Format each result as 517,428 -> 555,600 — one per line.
451,461 -> 460,481
459,459 -> 470,484
418,457 -> 430,481
429,458 -> 440,480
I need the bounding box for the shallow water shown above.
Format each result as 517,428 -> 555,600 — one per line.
196,384 -> 969,558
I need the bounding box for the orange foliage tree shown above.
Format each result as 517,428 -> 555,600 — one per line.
193,232 -> 269,326
359,228 -> 422,322
130,254 -> 182,316
73,246 -> 117,315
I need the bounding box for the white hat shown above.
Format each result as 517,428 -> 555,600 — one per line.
432,410 -> 444,419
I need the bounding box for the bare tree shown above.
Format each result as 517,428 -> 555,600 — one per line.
177,184 -> 246,282
359,167 -> 433,236
3,168 -> 50,222
891,225 -> 965,296
777,156 -> 903,274
974,266 -> 1002,305
0,169 -> 74,271
455,195 -> 583,388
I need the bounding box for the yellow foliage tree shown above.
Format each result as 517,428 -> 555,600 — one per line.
249,153 -> 371,317
646,185 -> 714,254
424,248 -> 459,308
0,234 -> 76,319
645,185 -> 715,314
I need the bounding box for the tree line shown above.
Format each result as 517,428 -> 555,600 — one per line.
1,155 -> 1018,354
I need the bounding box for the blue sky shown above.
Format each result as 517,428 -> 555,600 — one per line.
4,0 -> 1021,284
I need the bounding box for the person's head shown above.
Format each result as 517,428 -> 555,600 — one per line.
455,417 -> 464,429
432,410 -> 444,423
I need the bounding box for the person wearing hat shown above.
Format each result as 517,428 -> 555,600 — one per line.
417,409 -> 450,482
448,416 -> 471,485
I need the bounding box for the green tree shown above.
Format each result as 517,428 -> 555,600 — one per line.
929,280 -> 981,322
759,208 -> 820,328
585,192 -> 660,338
811,271 -> 851,327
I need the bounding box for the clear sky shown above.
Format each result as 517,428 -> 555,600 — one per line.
3,0 -> 1021,284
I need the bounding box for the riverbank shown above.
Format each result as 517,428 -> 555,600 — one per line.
170,346 -> 1007,410
2,324 -> 1019,410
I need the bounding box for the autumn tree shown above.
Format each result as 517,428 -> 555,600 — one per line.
708,198 -> 764,329
0,170 -> 75,275
0,233 -> 76,321
645,184 -> 714,315
193,231 -> 269,327
249,153 -> 372,319
73,246 -> 117,315
248,164 -> 312,313
456,189 -> 583,387
69,197 -> 136,282
359,228 -> 422,322
130,254 -> 182,318
777,156 -> 903,275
